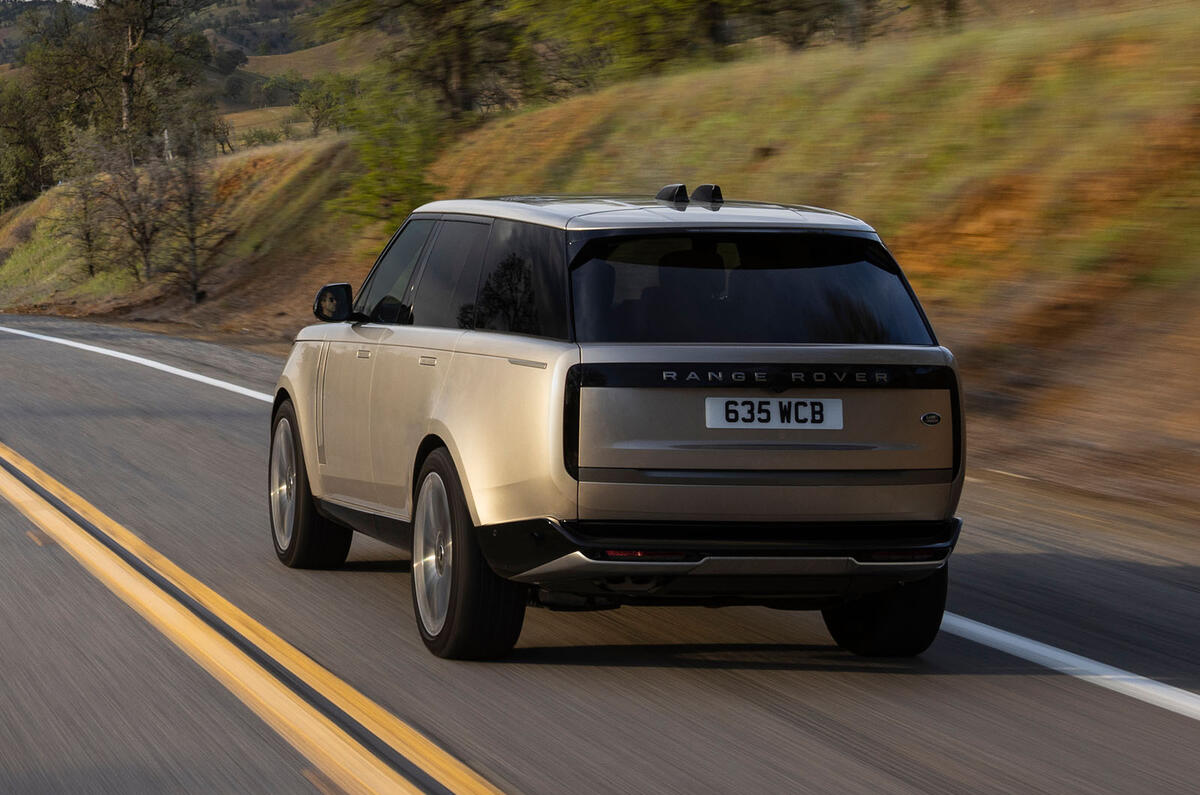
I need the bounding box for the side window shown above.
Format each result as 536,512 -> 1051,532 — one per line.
355,218 -> 435,323
473,220 -> 568,340
409,220 -> 492,329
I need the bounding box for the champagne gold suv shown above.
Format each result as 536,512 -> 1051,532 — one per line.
269,184 -> 964,660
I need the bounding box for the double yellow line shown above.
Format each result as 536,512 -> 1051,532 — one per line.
0,440 -> 500,795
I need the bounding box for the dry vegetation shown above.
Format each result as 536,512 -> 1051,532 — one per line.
242,31 -> 392,79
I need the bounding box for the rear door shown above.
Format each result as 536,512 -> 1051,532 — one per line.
370,217 -> 492,517
318,323 -> 385,506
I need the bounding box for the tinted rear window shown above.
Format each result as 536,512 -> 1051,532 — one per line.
570,233 -> 933,345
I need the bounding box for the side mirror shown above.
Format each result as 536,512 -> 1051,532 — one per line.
313,283 -> 353,322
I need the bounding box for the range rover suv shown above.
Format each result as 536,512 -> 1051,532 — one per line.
269,184 -> 964,660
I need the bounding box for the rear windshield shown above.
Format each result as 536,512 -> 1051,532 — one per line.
570,233 -> 933,345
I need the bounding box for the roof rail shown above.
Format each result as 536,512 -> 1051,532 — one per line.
690,184 -> 723,204
655,183 -> 689,203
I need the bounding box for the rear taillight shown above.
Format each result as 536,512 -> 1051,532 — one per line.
563,365 -> 581,478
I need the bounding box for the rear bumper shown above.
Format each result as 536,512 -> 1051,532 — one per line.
477,517 -> 961,601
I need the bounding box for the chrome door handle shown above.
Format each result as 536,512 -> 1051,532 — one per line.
356,349 -> 371,359
419,355 -> 437,367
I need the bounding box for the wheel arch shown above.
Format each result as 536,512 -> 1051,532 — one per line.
272,387 -> 292,419
412,431 -> 481,526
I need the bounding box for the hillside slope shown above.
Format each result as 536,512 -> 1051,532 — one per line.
242,31 -> 391,79
428,2 -> 1200,510
1,2 -> 1197,510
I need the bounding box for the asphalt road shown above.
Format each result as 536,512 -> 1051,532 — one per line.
0,314 -> 1197,793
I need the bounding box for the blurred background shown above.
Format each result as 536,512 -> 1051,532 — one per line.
0,0 -> 1197,517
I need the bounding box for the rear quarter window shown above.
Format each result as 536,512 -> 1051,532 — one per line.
472,220 -> 569,340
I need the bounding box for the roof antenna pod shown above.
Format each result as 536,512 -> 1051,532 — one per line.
655,183 -> 689,204
690,184 -> 723,205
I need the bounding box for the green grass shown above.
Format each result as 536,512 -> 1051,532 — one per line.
0,196 -> 139,308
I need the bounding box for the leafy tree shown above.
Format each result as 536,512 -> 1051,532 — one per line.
321,1 -> 534,116
263,69 -> 307,103
94,0 -> 204,133
739,0 -> 843,50
0,79 -> 58,210
508,0 -> 735,83
19,0 -> 212,151
331,70 -> 442,225
212,46 -> 247,74
296,74 -> 357,137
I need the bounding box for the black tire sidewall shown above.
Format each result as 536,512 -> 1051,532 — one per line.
269,399 -> 351,569
270,401 -> 308,565
823,564 -> 948,657
412,449 -> 470,655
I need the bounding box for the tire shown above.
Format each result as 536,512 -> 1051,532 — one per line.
269,400 -> 352,569
411,448 -> 526,660
822,565 -> 948,657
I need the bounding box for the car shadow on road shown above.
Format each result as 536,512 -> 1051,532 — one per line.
340,559 -> 411,573
504,641 -> 982,674
506,548 -> 1200,682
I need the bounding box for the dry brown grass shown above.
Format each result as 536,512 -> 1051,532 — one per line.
243,32 -> 391,79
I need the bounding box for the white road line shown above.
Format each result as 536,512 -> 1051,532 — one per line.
6,322 -> 1200,724
0,324 -> 273,403
987,468 -> 1033,481
942,614 -> 1200,722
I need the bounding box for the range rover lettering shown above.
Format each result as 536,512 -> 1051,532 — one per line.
269,184 -> 965,660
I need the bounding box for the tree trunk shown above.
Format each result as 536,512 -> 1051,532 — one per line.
121,26 -> 134,132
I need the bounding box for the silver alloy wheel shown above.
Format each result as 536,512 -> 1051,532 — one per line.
413,472 -> 453,636
270,417 -> 297,551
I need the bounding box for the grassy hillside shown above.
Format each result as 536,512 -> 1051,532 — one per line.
433,3 -> 1199,299
242,32 -> 391,79
0,138 -> 384,345
1,1 -> 1197,509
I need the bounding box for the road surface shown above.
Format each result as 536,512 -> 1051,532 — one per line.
0,314 -> 1196,793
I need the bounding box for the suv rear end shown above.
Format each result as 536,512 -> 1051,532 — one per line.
481,191 -> 963,656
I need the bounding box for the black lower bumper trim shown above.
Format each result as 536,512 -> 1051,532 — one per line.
478,517 -> 961,580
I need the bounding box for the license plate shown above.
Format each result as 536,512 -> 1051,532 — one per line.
705,397 -> 844,429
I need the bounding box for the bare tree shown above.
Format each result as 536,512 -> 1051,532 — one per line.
95,147 -> 172,281
161,140 -> 232,303
212,117 -> 236,154
51,129 -> 116,279
55,174 -> 112,278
